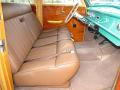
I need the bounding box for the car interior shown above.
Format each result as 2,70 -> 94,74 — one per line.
0,0 -> 120,90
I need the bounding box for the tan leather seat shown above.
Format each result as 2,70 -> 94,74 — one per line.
23,12 -> 71,47
39,27 -> 70,39
33,33 -> 71,47
26,44 -> 57,61
3,3 -> 80,87
24,12 -> 70,40
39,29 -> 58,38
33,36 -> 57,47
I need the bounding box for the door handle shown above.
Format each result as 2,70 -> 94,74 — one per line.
0,40 -> 5,53
48,20 -> 63,24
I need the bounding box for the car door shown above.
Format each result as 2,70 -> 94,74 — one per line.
43,0 -> 86,30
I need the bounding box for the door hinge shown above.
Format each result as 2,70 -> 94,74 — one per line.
0,40 -> 5,53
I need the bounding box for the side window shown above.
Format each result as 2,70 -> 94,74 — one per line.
44,0 -> 53,3
43,0 -> 82,5
53,0 -> 65,3
90,0 -> 120,3
2,0 -> 11,3
2,0 -> 35,4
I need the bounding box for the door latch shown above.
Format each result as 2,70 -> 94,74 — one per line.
0,40 -> 5,53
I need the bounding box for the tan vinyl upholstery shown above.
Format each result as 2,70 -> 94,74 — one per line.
33,36 -> 57,47
2,3 -> 80,87
23,12 -> 71,47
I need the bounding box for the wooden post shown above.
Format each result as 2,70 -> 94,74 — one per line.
0,1 -> 14,90
35,0 -> 43,27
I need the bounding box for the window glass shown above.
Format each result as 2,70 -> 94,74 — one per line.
2,0 -> 35,4
90,0 -> 120,4
43,0 -> 81,5
2,0 -> 11,3
53,0 -> 65,3
44,0 -> 53,3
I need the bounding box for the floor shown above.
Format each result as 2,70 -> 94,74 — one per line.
16,32 -> 120,90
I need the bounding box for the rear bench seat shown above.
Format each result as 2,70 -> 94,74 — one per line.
2,3 -> 80,87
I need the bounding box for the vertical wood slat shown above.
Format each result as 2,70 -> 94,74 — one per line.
0,1 -> 14,90
35,0 -> 43,27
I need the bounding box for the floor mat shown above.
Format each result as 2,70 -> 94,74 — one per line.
74,38 -> 118,62
74,40 -> 102,61
71,50 -> 120,90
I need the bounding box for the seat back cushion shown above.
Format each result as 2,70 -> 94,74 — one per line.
5,16 -> 33,73
2,3 -> 32,20
2,3 -> 42,73
24,12 -> 42,39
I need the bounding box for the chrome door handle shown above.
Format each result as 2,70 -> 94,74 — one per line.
0,40 -> 5,53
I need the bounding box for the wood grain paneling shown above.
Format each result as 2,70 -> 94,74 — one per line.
67,18 -> 86,42
114,69 -> 120,90
43,5 -> 86,42
35,0 -> 43,26
0,3 -> 13,90
43,6 -> 86,30
31,4 -> 36,14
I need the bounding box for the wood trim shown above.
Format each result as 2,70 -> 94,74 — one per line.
35,0 -> 43,26
67,18 -> 86,42
0,1 -> 14,90
43,6 -> 86,30
31,4 -> 36,14
113,67 -> 120,90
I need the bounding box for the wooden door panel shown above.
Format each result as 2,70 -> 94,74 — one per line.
43,4 -> 86,42
31,4 -> 36,14
43,5 -> 86,30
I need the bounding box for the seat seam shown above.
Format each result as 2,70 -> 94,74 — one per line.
15,62 -> 79,74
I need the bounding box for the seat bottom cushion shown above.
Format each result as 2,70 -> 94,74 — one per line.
39,27 -> 70,39
14,53 -> 80,86
33,34 -> 71,48
58,27 -> 70,34
33,36 -> 57,47
39,29 -> 58,39
26,44 -> 57,61
14,36 -> 80,87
